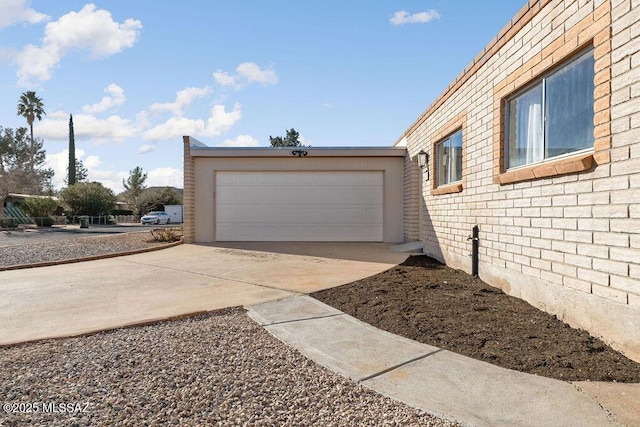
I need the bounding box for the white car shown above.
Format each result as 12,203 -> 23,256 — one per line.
141,211 -> 171,225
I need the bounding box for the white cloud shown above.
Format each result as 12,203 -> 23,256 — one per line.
89,169 -> 129,193
44,148 -> 181,193
84,155 -> 101,170
15,44 -> 59,84
218,134 -> 259,147
390,10 -> 440,26
213,71 -> 236,87
0,0 -> 48,28
236,62 -> 277,85
143,103 -> 242,141
213,62 -> 277,89
39,111 -> 137,143
300,135 -> 313,147
82,83 -> 126,113
44,148 -> 75,189
149,86 -> 212,116
137,144 -> 156,154
15,4 -> 142,86
44,148 -> 104,189
147,167 -> 183,188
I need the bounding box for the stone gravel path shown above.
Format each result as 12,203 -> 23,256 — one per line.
0,309 -> 456,426
0,230 -> 168,268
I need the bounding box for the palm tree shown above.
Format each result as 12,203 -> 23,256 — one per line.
17,91 -> 46,172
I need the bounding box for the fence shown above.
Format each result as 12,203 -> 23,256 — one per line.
1,215 -> 142,228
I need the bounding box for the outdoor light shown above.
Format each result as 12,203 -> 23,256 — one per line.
292,150 -> 308,157
417,150 -> 429,180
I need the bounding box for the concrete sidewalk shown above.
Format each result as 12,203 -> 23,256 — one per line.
247,295 -> 640,427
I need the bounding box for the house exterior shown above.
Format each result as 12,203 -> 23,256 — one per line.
400,0 -> 640,362
182,140 -> 406,243
183,0 -> 639,361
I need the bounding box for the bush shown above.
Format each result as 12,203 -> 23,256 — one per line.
59,182 -> 116,216
0,218 -> 19,228
34,216 -> 55,227
150,226 -> 183,243
22,197 -> 58,218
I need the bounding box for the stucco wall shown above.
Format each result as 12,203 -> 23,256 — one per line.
189,154 -> 405,243
403,0 -> 640,361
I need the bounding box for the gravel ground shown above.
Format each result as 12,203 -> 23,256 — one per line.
0,309 -> 456,426
0,232 -> 456,425
0,231 -> 170,268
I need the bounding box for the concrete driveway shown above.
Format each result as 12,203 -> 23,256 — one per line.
0,243 -> 408,345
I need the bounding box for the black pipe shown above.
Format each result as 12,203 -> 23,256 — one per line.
471,225 -> 479,277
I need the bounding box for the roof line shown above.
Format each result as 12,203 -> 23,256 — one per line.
395,0 -> 550,145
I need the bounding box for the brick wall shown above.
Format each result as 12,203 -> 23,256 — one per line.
182,136 -> 196,243
403,0 -> 640,361
610,0 -> 640,307
403,150 -> 421,241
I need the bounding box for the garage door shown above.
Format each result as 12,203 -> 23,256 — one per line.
216,171 -> 384,241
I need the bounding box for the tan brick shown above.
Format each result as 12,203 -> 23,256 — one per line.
594,27 -> 612,47
564,276 -> 593,293
593,151 -> 612,164
611,275 -> 640,293
594,95 -> 611,113
578,267 -> 610,286
592,231 -> 625,248
542,34 -> 566,59
595,81 -> 612,99
592,204 -> 629,217
610,247 -> 640,263
592,284 -> 628,304
629,293 -> 640,309
565,12 -> 595,42
594,258 -> 629,275
595,67 -> 612,87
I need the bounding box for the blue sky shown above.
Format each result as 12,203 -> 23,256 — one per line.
0,0 -> 525,193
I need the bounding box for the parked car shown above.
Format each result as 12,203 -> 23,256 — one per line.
140,211 -> 171,225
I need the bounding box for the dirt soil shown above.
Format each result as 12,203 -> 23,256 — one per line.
312,255 -> 640,383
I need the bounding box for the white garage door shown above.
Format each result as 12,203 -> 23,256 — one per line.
216,171 -> 384,241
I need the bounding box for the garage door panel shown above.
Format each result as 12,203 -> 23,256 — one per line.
217,223 -> 383,242
216,171 -> 384,241
219,205 -> 382,224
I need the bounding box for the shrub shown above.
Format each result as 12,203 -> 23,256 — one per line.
150,226 -> 183,243
0,218 -> 18,228
59,182 -> 116,216
35,216 -> 55,227
22,197 -> 58,218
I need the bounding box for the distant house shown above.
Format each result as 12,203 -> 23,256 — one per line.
183,0 -> 640,362
3,193 -> 58,209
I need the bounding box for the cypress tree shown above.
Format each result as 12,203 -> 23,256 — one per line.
68,114 -> 76,186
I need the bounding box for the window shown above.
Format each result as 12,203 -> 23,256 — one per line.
505,49 -> 594,169
436,129 -> 463,187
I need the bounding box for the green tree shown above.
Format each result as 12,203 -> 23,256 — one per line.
137,187 -> 181,215
269,128 -> 303,147
68,114 -> 76,185
22,197 -> 58,218
64,158 -> 88,185
59,182 -> 116,216
0,126 -> 54,208
16,91 -> 46,172
122,166 -> 147,213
